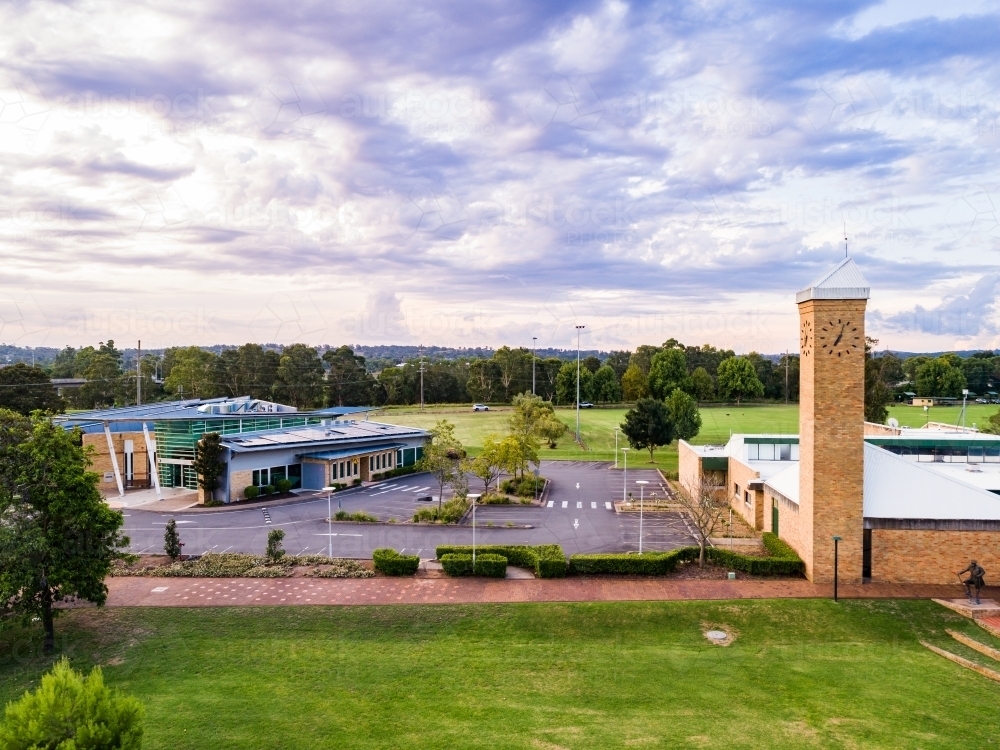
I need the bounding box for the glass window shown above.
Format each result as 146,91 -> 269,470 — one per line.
759,443 -> 775,461
287,464 -> 302,489
779,444 -> 791,461
747,443 -> 759,460
270,466 -> 287,482
791,444 -> 800,460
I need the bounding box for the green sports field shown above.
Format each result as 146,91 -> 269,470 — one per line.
373,402 -> 999,472
2,600 -> 998,749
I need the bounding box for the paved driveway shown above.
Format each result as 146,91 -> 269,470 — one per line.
121,461 -> 698,558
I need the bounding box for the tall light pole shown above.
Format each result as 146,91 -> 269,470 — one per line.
322,485 -> 335,557
575,325 -> 585,442
532,337 -> 537,395
469,494 -> 481,565
419,345 -> 425,410
614,427 -> 619,468
621,448 -> 629,502
636,480 -> 649,553
961,388 -> 969,430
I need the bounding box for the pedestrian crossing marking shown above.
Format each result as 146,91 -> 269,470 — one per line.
561,501 -> 568,508
605,502 -> 613,510
576,502 -> 582,509
547,501 -> 553,508
591,502 -> 597,509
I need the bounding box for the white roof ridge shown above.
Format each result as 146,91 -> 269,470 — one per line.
796,257 -> 870,303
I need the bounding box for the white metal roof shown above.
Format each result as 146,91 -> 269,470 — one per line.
796,258 -> 870,302
764,463 -> 799,504
863,442 -> 1000,520
221,421 -> 427,453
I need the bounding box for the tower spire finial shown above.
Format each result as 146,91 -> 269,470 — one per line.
844,221 -> 848,258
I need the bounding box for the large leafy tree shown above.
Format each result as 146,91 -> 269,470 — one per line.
274,344 -> 325,408
687,366 -> 715,403
620,398 -> 675,463
216,344 -> 280,399
591,364 -> 622,404
0,412 -> 129,653
666,388 -> 702,441
469,433 -> 506,496
163,346 -> 219,399
0,658 -> 144,749
0,363 -> 64,415
193,432 -> 225,497
416,420 -> 466,512
621,363 -> 649,401
555,361 -> 593,405
864,338 -> 901,424
78,352 -> 124,408
323,345 -> 377,406
648,349 -> 688,400
715,356 -> 765,404
492,346 -> 532,402
915,357 -> 967,397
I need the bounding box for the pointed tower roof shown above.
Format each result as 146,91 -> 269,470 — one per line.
795,257 -> 870,303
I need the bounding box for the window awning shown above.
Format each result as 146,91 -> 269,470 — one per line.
300,444 -> 406,461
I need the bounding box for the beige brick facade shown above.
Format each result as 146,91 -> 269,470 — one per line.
229,469 -> 254,502
795,298 -> 868,583
677,441 -> 702,498
82,431 -> 153,491
871,529 -> 1000,584
729,458 -> 764,530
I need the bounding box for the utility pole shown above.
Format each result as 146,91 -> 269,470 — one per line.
532,336 -> 537,396
137,340 -> 142,406
575,325 -> 585,442
419,345 -> 425,410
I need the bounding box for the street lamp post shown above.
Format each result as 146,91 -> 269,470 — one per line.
575,325 -> 585,442
532,337 -> 537,396
636,480 -> 649,553
924,404 -> 929,426
614,427 -> 619,468
470,494 -> 481,565
832,535 -> 842,602
961,388 -> 969,430
621,448 -> 629,502
322,486 -> 336,558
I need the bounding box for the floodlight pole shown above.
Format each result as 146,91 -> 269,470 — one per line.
614,428 -> 619,468
532,337 -> 537,395
469,494 -> 481,565
137,340 -> 141,406
832,535 -> 842,602
575,325 -> 585,442
636,480 -> 649,553
622,448 -> 628,502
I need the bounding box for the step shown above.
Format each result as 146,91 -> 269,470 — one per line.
921,641 -> 1000,683
947,629 -> 1000,663
932,598 -> 1000,620
977,617 -> 1000,639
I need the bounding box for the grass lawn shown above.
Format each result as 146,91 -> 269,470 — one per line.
2,600 -> 999,749
373,401 -> 1000,473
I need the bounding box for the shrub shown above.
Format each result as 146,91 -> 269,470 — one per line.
705,533 -> 804,576
372,548 -> 420,576
0,658 -> 144,750
334,509 -> 349,520
266,529 -> 286,563
244,485 -> 259,500
474,553 -> 507,578
334,510 -> 379,523
440,553 -> 474,576
413,497 -> 469,524
372,464 -> 418,481
500,475 -> 545,497
275,478 -> 293,493
263,484 -> 275,495
435,544 -> 566,578
163,518 -> 182,561
569,549 -> 698,575
352,478 -> 362,486
479,492 -> 510,505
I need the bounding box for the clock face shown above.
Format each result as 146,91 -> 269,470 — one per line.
818,319 -> 861,357
800,319 -> 813,356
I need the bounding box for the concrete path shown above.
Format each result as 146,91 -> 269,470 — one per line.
105,576 -> 998,608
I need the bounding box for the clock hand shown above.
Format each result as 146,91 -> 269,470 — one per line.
832,323 -> 845,346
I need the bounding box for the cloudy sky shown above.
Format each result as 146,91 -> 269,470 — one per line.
2,0 -> 999,354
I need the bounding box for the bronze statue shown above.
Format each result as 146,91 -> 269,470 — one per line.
957,560 -> 986,605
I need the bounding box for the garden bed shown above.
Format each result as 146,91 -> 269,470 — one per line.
109,553 -> 375,579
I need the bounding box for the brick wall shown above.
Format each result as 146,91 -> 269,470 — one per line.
677,440 -> 703,498
229,469 -> 254,503
797,298 -> 868,583
82,431 -> 152,489
728,457 -> 762,530
872,529 -> 1000,584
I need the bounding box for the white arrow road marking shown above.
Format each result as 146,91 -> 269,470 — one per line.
573,519 -> 579,530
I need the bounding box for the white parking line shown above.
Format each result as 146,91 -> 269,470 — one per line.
561,501 -> 568,508
412,486 -> 430,493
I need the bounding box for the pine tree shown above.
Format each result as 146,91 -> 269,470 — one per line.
163,518 -> 182,561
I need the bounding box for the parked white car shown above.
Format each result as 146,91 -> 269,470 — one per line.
472,403 -> 490,411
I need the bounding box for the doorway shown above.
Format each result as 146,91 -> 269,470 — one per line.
771,499 -> 779,537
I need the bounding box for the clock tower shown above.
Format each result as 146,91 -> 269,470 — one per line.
795,258 -> 870,583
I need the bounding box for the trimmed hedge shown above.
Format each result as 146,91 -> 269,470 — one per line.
569,548 -> 698,575
440,553 -> 474,576
569,535 -> 804,577
372,465 -> 418,481
372,548 -> 420,576
473,553 -> 507,578
243,485 -> 259,500
435,544 -> 566,578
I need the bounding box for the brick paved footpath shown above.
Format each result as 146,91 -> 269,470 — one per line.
105,576 -> 999,608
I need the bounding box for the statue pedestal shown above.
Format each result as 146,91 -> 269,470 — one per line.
932,598 -> 1000,620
